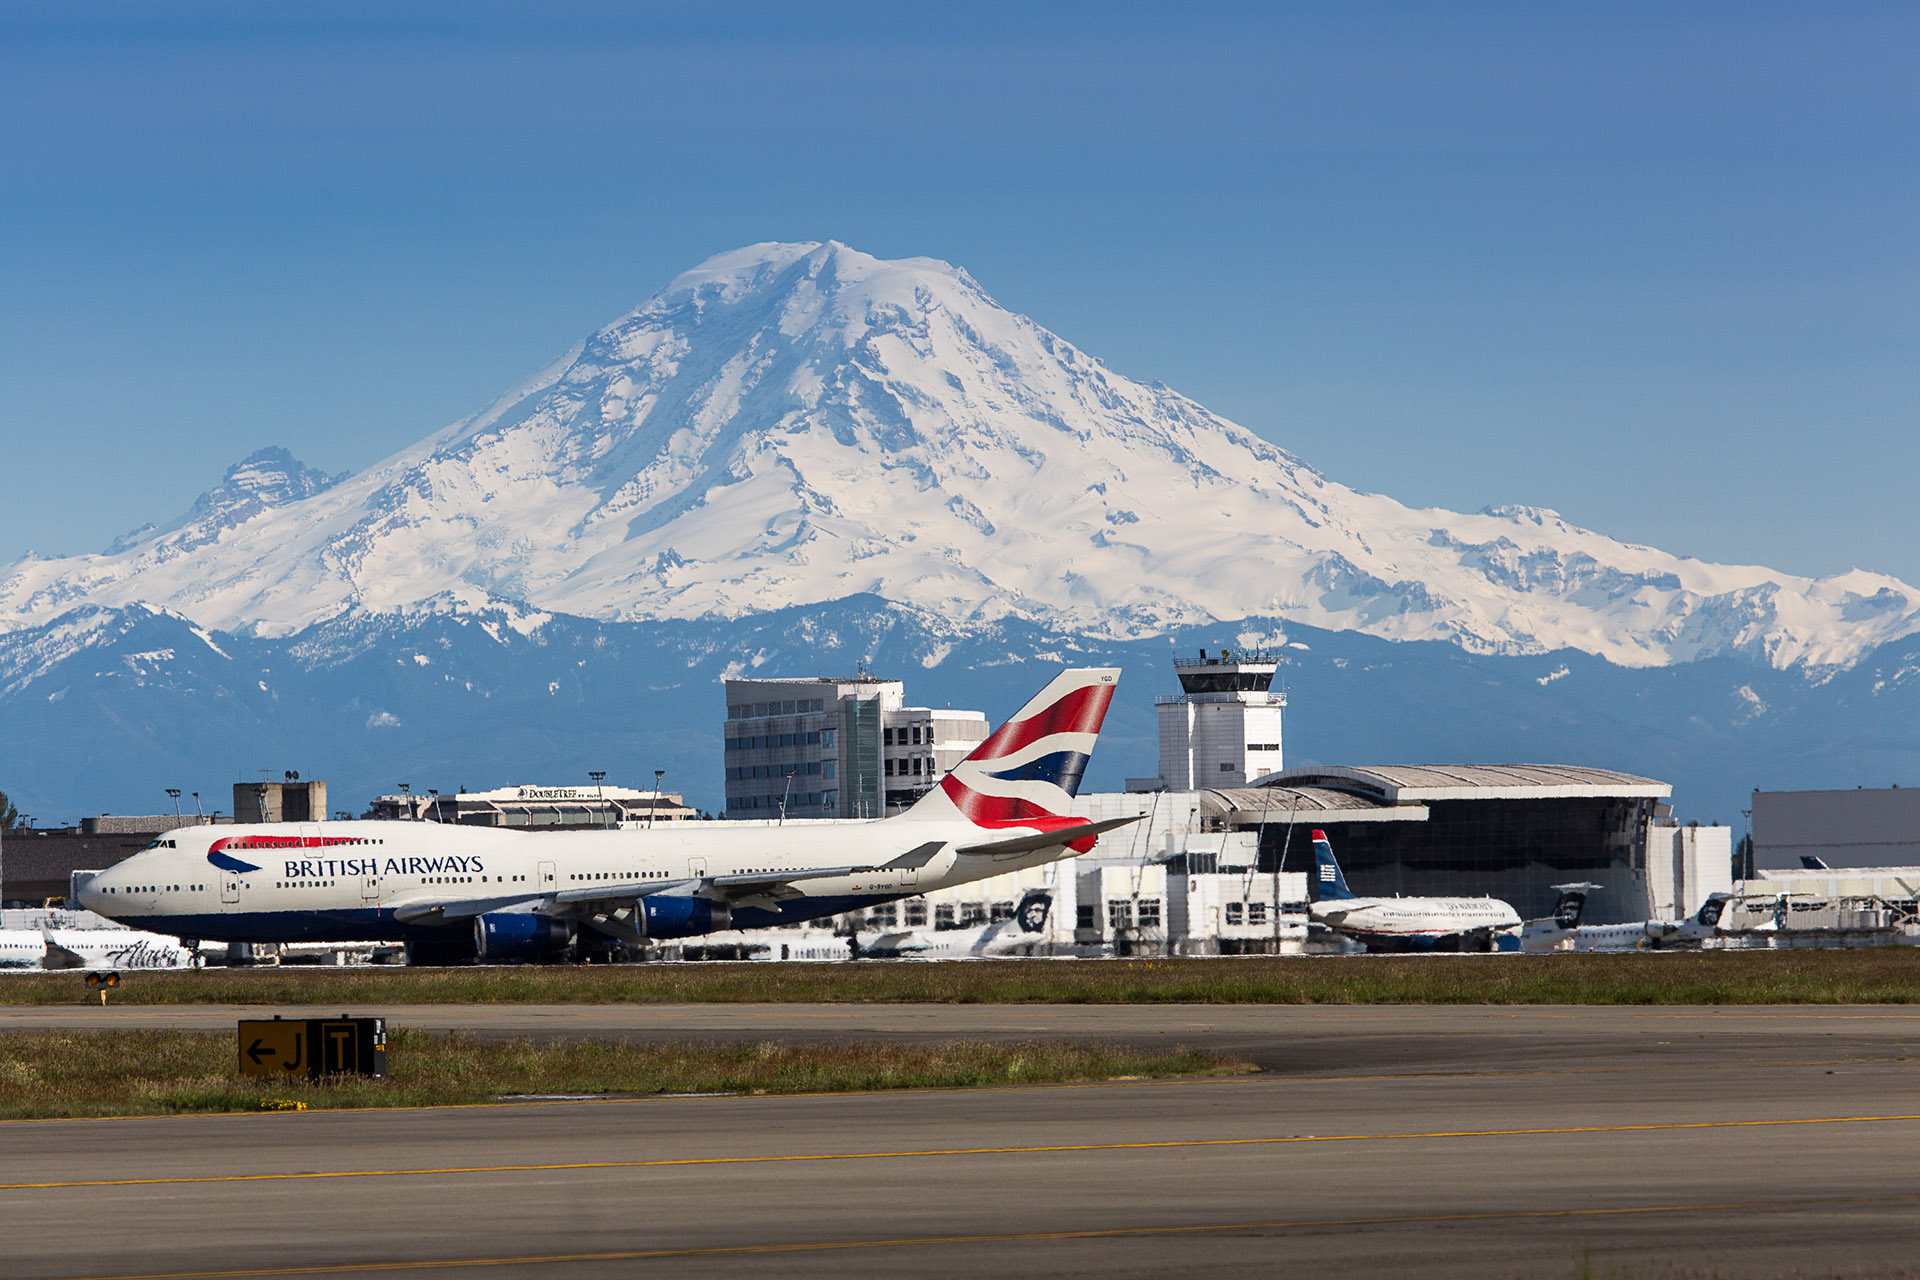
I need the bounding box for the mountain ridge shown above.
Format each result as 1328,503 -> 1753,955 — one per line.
4,593 -> 1917,825
2,240 -> 1915,669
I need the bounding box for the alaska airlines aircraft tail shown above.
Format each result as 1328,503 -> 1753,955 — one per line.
1310,829 -> 1356,901
1550,883 -> 1598,930
900,667 -> 1119,829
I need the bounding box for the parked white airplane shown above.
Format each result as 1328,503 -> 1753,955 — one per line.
1521,883 -> 1734,952
78,668 -> 1133,964
1308,829 -> 1521,952
680,892 -> 1065,961
0,928 -> 197,972
855,887 -> 1064,959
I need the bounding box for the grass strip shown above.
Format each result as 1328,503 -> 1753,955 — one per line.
4,950 -> 1920,1006
0,1029 -> 1252,1119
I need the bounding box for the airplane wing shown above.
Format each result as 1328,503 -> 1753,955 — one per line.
391,831 -> 1030,936
558,842 -> 954,907
393,893 -> 557,925
861,931 -> 933,955
703,867 -> 873,897
397,875 -> 706,924
39,929 -> 86,971
954,815 -> 1144,859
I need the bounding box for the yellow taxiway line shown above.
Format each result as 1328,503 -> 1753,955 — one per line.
33,1189 -> 1920,1279
5,1110 -> 1920,1194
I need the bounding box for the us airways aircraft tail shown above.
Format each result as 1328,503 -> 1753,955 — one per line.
77,667 -> 1137,965
1311,830 -> 1356,900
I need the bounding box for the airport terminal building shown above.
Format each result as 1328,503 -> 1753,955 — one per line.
1210,764 -> 1723,926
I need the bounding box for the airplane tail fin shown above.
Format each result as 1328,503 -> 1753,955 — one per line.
1799,855 -> 1831,870
1011,889 -> 1053,935
1549,882 -> 1600,931
1310,829 -> 1356,901
1695,892 -> 1733,928
899,667 -> 1119,828
39,928 -> 84,972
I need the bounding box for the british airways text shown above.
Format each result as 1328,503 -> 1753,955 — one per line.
280,856 -> 487,879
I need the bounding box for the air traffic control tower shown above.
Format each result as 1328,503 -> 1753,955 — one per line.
1152,649 -> 1286,790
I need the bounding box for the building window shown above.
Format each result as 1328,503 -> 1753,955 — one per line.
1076,904 -> 1096,930
960,902 -> 987,927
1221,762 -> 1236,771
904,899 -> 928,927
990,901 -> 1014,922
1108,900 -> 1132,931
1248,902 -> 1268,926
869,904 -> 898,927
1225,902 -> 1243,926
934,903 -> 957,930
883,727 -> 894,745
1137,899 -> 1162,929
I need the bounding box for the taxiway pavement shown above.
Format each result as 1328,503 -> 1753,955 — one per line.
4,1005 -> 1920,1278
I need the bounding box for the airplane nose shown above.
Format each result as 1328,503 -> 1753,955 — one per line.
72,871 -> 103,912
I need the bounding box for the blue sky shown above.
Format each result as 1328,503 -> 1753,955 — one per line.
3,2 -> 1915,583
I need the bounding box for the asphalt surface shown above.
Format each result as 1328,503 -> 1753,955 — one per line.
5,1004 -> 1920,1278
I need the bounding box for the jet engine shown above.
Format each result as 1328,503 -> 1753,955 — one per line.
473,913 -> 576,962
638,895 -> 732,939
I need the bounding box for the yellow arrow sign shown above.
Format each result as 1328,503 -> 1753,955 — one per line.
237,1020 -> 306,1078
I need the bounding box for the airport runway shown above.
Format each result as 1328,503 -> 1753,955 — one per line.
5,1005 -> 1920,1278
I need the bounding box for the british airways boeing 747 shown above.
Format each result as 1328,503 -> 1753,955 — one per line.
78,668 -> 1134,964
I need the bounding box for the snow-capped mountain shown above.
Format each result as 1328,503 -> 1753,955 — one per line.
104,446 -> 347,555
3,240 -> 1915,669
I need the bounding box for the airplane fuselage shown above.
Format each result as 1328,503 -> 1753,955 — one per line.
0,929 -> 197,971
1554,919 -> 1717,951
1310,896 -> 1522,952
77,816 -> 1083,946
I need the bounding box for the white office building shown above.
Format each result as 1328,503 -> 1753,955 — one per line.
722,674 -> 987,819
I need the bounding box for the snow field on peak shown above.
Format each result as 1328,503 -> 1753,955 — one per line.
0,239 -> 1916,671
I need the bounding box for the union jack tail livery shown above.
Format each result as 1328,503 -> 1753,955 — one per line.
902,667 -> 1121,831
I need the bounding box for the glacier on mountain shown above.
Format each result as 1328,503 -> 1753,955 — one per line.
2,240 -> 1916,670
